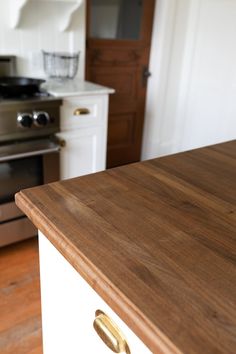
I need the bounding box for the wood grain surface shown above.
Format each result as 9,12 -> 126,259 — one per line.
0,239 -> 42,354
15,140 -> 236,354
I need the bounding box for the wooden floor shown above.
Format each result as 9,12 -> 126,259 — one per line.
0,238 -> 42,354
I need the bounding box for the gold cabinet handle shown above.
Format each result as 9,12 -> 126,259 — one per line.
93,310 -> 131,354
73,108 -> 90,116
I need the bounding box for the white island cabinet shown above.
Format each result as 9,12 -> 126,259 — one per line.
39,232 -> 151,354
15,141 -> 236,354
47,80 -> 114,180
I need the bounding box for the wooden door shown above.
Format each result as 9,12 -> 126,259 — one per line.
86,0 -> 155,168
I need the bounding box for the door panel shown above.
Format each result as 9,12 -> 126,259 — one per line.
108,113 -> 136,146
89,48 -> 142,66
89,68 -> 137,98
90,67 -> 137,111
86,0 -> 155,168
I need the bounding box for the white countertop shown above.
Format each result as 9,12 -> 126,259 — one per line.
42,79 -> 115,97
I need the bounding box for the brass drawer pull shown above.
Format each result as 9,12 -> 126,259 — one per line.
93,310 -> 131,353
73,108 -> 90,116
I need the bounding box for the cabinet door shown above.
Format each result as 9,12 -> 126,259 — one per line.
57,126 -> 107,180
39,232 -> 152,354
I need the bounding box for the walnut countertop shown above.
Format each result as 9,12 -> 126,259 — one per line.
15,140 -> 236,354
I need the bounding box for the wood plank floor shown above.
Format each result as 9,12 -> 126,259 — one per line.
0,238 -> 42,354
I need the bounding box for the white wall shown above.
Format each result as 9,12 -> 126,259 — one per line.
0,1 -> 85,79
142,0 -> 236,160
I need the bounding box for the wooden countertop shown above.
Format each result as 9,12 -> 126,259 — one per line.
15,140 -> 236,354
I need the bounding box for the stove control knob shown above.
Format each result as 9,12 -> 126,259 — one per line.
17,113 -> 33,128
33,111 -> 50,126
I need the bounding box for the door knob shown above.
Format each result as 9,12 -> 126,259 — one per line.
142,66 -> 151,86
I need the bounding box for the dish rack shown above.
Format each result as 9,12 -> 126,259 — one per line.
43,51 -> 80,79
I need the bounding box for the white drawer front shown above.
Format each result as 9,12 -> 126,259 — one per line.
39,233 -> 152,354
60,95 -> 107,131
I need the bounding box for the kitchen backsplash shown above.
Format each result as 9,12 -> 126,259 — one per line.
0,1 -> 85,79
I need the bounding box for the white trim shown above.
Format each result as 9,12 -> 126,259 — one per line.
173,0 -> 202,150
142,0 -> 178,160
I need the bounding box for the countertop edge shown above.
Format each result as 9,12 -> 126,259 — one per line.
15,189 -> 183,354
42,80 -> 115,97
49,88 -> 115,97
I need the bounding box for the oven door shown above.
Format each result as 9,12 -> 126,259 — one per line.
0,138 -> 60,247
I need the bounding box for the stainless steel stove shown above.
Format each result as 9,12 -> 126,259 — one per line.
0,56 -> 62,246
0,95 -> 61,141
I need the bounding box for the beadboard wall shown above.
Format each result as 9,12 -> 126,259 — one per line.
0,1 -> 85,79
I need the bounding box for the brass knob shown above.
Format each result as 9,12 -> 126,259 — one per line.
73,108 -> 90,116
93,310 -> 131,353
57,138 -> 66,147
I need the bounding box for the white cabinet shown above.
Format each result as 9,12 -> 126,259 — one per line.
57,126 -> 105,180
58,94 -> 109,180
39,232 -> 152,354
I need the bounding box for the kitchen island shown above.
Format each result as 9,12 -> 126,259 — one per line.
15,140 -> 236,354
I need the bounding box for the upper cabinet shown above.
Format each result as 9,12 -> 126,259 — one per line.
10,0 -> 83,31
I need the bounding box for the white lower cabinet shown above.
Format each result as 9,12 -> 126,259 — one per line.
58,93 -> 109,180
38,232 -> 152,354
57,125 -> 106,180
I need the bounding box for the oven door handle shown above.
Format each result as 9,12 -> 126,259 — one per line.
0,139 -> 60,163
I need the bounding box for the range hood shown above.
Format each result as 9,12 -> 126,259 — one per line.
10,0 -> 83,31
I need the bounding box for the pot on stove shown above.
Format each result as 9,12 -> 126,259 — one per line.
0,77 -> 45,98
